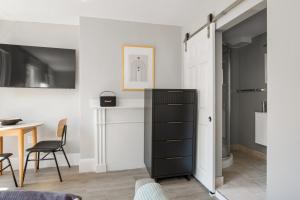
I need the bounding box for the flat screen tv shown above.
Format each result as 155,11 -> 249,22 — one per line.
0,44 -> 76,89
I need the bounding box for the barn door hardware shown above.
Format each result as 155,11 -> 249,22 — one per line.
207,13 -> 214,38
183,0 -> 245,43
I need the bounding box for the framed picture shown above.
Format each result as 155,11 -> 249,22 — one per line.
122,45 -> 155,91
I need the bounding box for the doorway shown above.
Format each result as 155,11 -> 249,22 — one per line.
217,9 -> 267,200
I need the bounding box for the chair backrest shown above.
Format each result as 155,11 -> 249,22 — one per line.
57,118 -> 67,138
57,118 -> 67,146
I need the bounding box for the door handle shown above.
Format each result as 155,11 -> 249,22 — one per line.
168,104 -> 183,106
168,122 -> 183,124
165,157 -> 184,160
166,139 -> 182,142
208,116 -> 212,122
167,91 -> 183,93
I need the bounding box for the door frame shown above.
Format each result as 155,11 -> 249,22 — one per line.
214,0 -> 267,190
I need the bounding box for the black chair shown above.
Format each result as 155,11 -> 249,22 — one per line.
23,119 -> 70,183
0,153 -> 18,187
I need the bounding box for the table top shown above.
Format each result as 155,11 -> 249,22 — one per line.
0,122 -> 43,131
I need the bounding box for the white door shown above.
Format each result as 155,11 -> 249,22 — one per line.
184,23 -> 216,192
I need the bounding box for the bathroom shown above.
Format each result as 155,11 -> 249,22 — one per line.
218,9 -> 267,200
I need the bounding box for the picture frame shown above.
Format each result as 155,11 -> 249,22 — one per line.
122,45 -> 155,91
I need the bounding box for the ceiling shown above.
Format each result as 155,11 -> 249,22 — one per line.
0,0 -> 235,26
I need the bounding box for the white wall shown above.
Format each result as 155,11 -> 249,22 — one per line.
267,0 -> 300,199
79,17 -> 182,159
0,20 -> 80,157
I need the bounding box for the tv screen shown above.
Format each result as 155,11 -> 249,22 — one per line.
0,44 -> 76,89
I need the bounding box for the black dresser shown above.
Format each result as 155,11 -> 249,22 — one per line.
144,89 -> 197,181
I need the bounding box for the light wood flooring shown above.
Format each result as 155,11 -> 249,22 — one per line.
0,167 -> 216,200
218,150 -> 267,200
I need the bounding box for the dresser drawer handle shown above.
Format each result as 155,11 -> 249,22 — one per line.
167,104 -> 183,106
166,140 -> 182,142
168,122 -> 183,124
167,90 -> 183,93
165,157 -> 184,160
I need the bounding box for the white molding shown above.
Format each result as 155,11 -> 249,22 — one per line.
95,164 -> 107,173
95,108 -> 107,172
79,158 -> 96,173
8,153 -> 79,170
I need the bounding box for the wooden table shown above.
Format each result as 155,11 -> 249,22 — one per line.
0,122 -> 43,187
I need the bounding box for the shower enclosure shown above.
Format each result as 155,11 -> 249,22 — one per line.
222,40 -> 252,167
222,44 -> 231,159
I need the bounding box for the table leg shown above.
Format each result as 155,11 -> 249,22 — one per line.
18,130 -> 24,187
32,127 -> 37,172
0,136 -> 3,175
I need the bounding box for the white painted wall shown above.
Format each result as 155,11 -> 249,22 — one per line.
0,20 -> 80,158
79,17 -> 182,159
267,0 -> 300,199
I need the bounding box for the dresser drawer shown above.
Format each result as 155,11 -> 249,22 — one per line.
154,104 -> 195,122
153,156 -> 193,177
153,140 -> 192,158
154,122 -> 194,140
153,90 -> 195,104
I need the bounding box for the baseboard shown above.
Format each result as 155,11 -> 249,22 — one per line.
9,153 -> 80,170
231,144 -> 266,160
79,158 -> 96,173
216,176 -> 224,187
79,159 -> 145,173
95,164 -> 107,173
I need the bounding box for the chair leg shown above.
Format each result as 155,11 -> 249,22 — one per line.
61,148 -> 71,168
23,153 -> 31,183
52,152 -> 62,182
37,152 -> 40,170
0,160 -> 2,175
7,158 -> 18,187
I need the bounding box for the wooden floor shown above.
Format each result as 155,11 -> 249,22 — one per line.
218,150 -> 266,200
0,167 -> 216,200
